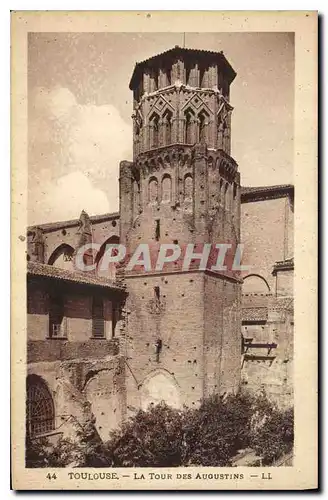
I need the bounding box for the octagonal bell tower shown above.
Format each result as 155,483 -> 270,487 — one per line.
120,46 -> 242,412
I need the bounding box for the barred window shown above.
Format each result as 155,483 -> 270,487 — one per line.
26,375 -> 55,438
92,296 -> 105,338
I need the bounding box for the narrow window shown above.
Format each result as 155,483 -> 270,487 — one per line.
199,113 -> 206,143
92,296 -> 105,338
161,175 -> 172,203
163,111 -> 172,146
155,219 -> 160,241
184,174 -> 193,201
185,111 -> 193,144
49,295 -> 66,338
152,115 -> 159,148
149,177 -> 158,204
112,303 -> 117,338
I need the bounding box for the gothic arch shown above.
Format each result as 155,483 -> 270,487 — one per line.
243,274 -> 271,294
183,173 -> 193,201
95,235 -> 120,279
184,108 -> 195,144
148,176 -> 159,204
48,243 -> 75,270
162,109 -> 173,146
161,174 -> 172,203
198,109 -> 210,143
83,367 -> 122,439
139,369 -> 181,410
26,375 -> 55,438
149,112 -> 160,149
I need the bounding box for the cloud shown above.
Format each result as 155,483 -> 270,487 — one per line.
29,171 -> 111,225
28,87 -> 132,226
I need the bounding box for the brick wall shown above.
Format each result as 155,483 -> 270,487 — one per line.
125,270 -> 241,411
241,196 -> 293,291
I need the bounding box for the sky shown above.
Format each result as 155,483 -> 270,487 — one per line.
28,32 -> 294,226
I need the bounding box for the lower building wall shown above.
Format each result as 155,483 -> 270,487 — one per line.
124,271 -> 241,413
124,272 -> 205,412
204,274 -> 241,396
241,297 -> 293,408
27,355 -> 126,442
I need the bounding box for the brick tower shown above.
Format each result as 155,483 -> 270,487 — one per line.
119,46 -> 242,411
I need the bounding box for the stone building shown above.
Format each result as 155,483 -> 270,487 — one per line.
26,47 -> 294,441
240,184 -> 294,408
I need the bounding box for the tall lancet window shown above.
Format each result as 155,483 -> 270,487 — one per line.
218,120 -> 224,149
163,110 -> 172,146
150,113 -> 160,149
161,174 -> 172,203
184,174 -> 193,202
199,112 -> 206,143
149,177 -> 158,204
185,110 -> 194,144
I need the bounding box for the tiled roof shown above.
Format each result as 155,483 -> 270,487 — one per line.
27,261 -> 126,292
28,212 -> 120,234
242,307 -> 268,322
241,184 -> 294,202
129,46 -> 236,89
272,258 -> 294,275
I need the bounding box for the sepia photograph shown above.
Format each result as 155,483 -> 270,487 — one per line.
11,11 -> 317,490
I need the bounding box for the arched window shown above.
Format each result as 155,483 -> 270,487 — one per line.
184,174 -> 193,201
150,113 -> 159,149
48,244 -> 74,271
163,110 -> 172,146
185,110 -> 194,144
161,174 -> 172,203
149,177 -> 158,204
199,112 -> 206,143
218,121 -> 224,149
26,375 -> 55,438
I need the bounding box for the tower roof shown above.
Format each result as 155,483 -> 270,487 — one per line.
129,46 -> 237,90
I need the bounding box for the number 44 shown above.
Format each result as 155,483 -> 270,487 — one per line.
46,473 -> 57,480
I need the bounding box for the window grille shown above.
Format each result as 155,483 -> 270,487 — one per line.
26,376 -> 55,438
